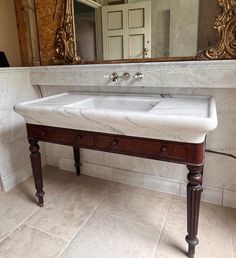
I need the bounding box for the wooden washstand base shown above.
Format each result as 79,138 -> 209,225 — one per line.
27,124 -> 205,258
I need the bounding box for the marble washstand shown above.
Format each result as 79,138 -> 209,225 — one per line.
14,92 -> 217,258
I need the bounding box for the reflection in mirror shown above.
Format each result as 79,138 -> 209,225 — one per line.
73,0 -> 219,61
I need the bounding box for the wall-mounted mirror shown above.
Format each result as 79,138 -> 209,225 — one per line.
54,0 -> 236,64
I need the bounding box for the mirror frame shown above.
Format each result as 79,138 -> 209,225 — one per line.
52,0 -> 236,64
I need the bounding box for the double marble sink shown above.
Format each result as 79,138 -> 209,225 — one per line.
14,92 -> 217,144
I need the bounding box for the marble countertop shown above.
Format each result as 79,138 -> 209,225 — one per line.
14,92 -> 217,143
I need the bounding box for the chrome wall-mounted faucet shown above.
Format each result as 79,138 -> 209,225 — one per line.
104,72 -> 130,82
133,72 -> 144,80
104,72 -> 144,82
104,72 -> 119,82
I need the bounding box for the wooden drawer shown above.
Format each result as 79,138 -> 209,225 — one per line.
27,124 -> 94,147
96,134 -> 186,161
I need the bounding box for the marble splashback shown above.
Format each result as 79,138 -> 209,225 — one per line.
30,60 -> 236,88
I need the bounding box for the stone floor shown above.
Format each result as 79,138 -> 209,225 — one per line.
0,166 -> 235,258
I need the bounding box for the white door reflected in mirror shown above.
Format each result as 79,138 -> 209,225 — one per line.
102,2 -> 151,60
74,0 -> 219,61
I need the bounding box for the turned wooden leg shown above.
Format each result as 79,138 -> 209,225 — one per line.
186,165 -> 203,258
73,146 -> 81,176
29,139 -> 45,207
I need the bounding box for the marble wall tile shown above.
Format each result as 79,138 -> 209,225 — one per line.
204,153 -> 236,190
0,70 -> 42,191
59,157 -> 76,173
82,162 -> 113,181
0,138 -> 30,178
180,181 -> 223,205
1,164 -> 32,192
132,157 -> 186,180
144,174 -> 180,195
223,190 -> 236,209
112,168 -> 144,187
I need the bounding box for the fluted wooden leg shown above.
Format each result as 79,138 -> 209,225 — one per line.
29,139 -> 45,207
186,165 -> 203,258
73,146 -> 81,176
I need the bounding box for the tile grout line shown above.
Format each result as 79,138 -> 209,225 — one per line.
95,208 -> 164,233
153,194 -> 173,258
24,223 -> 67,242
0,207 -> 40,244
0,177 -> 70,245
56,182 -> 118,258
94,185 -> 173,231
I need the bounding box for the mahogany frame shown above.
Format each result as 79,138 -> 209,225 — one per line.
27,123 -> 205,258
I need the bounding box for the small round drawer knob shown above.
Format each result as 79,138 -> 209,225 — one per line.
160,146 -> 167,153
41,131 -> 46,137
112,139 -> 119,146
75,135 -> 81,143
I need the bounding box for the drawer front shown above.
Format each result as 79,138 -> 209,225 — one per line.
96,135 -> 186,161
27,125 -> 94,147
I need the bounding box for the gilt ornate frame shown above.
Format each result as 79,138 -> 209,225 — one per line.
53,0 -> 236,64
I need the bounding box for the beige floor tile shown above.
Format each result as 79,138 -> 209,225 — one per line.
0,166 -> 77,242
169,196 -> 230,230
0,224 -> 66,258
98,184 -> 171,231
60,211 -> 160,258
26,176 -> 115,241
0,184 -> 39,242
24,166 -> 77,203
155,214 -> 234,258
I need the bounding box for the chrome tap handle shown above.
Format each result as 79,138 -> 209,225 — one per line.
133,72 -> 144,80
104,72 -> 119,82
121,72 -> 130,81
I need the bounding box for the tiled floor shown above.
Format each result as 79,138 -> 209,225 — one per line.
0,166 -> 235,258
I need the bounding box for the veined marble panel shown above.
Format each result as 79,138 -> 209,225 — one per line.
30,60 -> 236,88
0,70 -> 42,191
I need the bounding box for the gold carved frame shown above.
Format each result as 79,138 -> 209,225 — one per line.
53,0 -> 236,64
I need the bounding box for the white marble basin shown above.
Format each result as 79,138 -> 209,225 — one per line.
14,92 -> 217,143
65,96 -> 160,112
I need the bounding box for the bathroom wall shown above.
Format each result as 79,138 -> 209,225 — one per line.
0,69 -> 42,191
30,60 -> 236,208
0,0 -> 21,66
